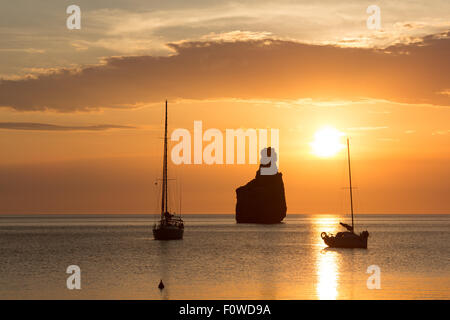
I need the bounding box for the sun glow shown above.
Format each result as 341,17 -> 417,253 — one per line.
310,127 -> 345,158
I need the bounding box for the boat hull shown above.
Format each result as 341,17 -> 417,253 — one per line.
324,237 -> 368,249
322,231 -> 369,249
153,224 -> 184,240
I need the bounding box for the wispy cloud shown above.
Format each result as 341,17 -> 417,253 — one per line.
0,48 -> 45,54
0,122 -> 135,131
438,89 -> 450,96
200,31 -> 273,42
432,129 -> 450,135
378,138 -> 400,142
86,3 -> 450,50
347,126 -> 388,131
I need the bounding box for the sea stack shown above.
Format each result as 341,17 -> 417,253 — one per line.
235,147 -> 287,224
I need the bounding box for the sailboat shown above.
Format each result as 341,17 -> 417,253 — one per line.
153,100 -> 184,240
321,138 -> 369,248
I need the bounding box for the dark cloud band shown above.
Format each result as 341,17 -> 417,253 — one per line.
0,122 -> 135,131
0,31 -> 448,112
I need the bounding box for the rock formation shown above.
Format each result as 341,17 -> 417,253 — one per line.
235,147 -> 287,224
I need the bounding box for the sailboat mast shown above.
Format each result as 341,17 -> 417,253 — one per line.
161,100 -> 168,217
165,100 -> 169,213
179,180 -> 182,217
347,138 -> 354,230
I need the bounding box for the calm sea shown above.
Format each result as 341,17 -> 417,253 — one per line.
0,214 -> 448,299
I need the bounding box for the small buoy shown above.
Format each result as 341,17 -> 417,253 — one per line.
158,280 -> 164,290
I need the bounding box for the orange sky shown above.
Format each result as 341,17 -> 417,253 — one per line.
0,1 -> 449,214
0,98 -> 448,214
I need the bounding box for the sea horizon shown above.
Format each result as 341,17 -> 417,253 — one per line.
1,213 -> 449,216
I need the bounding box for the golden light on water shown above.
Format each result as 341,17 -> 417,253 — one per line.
314,216 -> 340,300
317,251 -> 339,300
314,216 -> 340,230
310,126 -> 345,158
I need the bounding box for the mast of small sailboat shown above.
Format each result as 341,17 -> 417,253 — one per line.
161,100 -> 168,219
347,138 -> 354,231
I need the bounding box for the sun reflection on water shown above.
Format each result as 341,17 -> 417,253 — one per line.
317,250 -> 339,299
314,216 -> 340,300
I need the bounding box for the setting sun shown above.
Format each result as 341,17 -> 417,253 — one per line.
310,127 -> 345,157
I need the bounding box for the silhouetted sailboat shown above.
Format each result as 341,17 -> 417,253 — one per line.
321,138 -> 369,248
153,100 -> 184,240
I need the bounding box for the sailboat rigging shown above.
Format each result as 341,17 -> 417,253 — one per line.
153,100 -> 184,240
321,138 -> 369,248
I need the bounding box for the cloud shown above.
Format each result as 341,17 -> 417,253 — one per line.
432,129 -> 450,135
438,89 -> 450,96
88,3 -> 450,49
0,31 -> 448,112
2,1 -> 450,79
200,31 -> 274,42
0,48 -> 45,54
348,126 -> 388,131
0,122 -> 135,131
